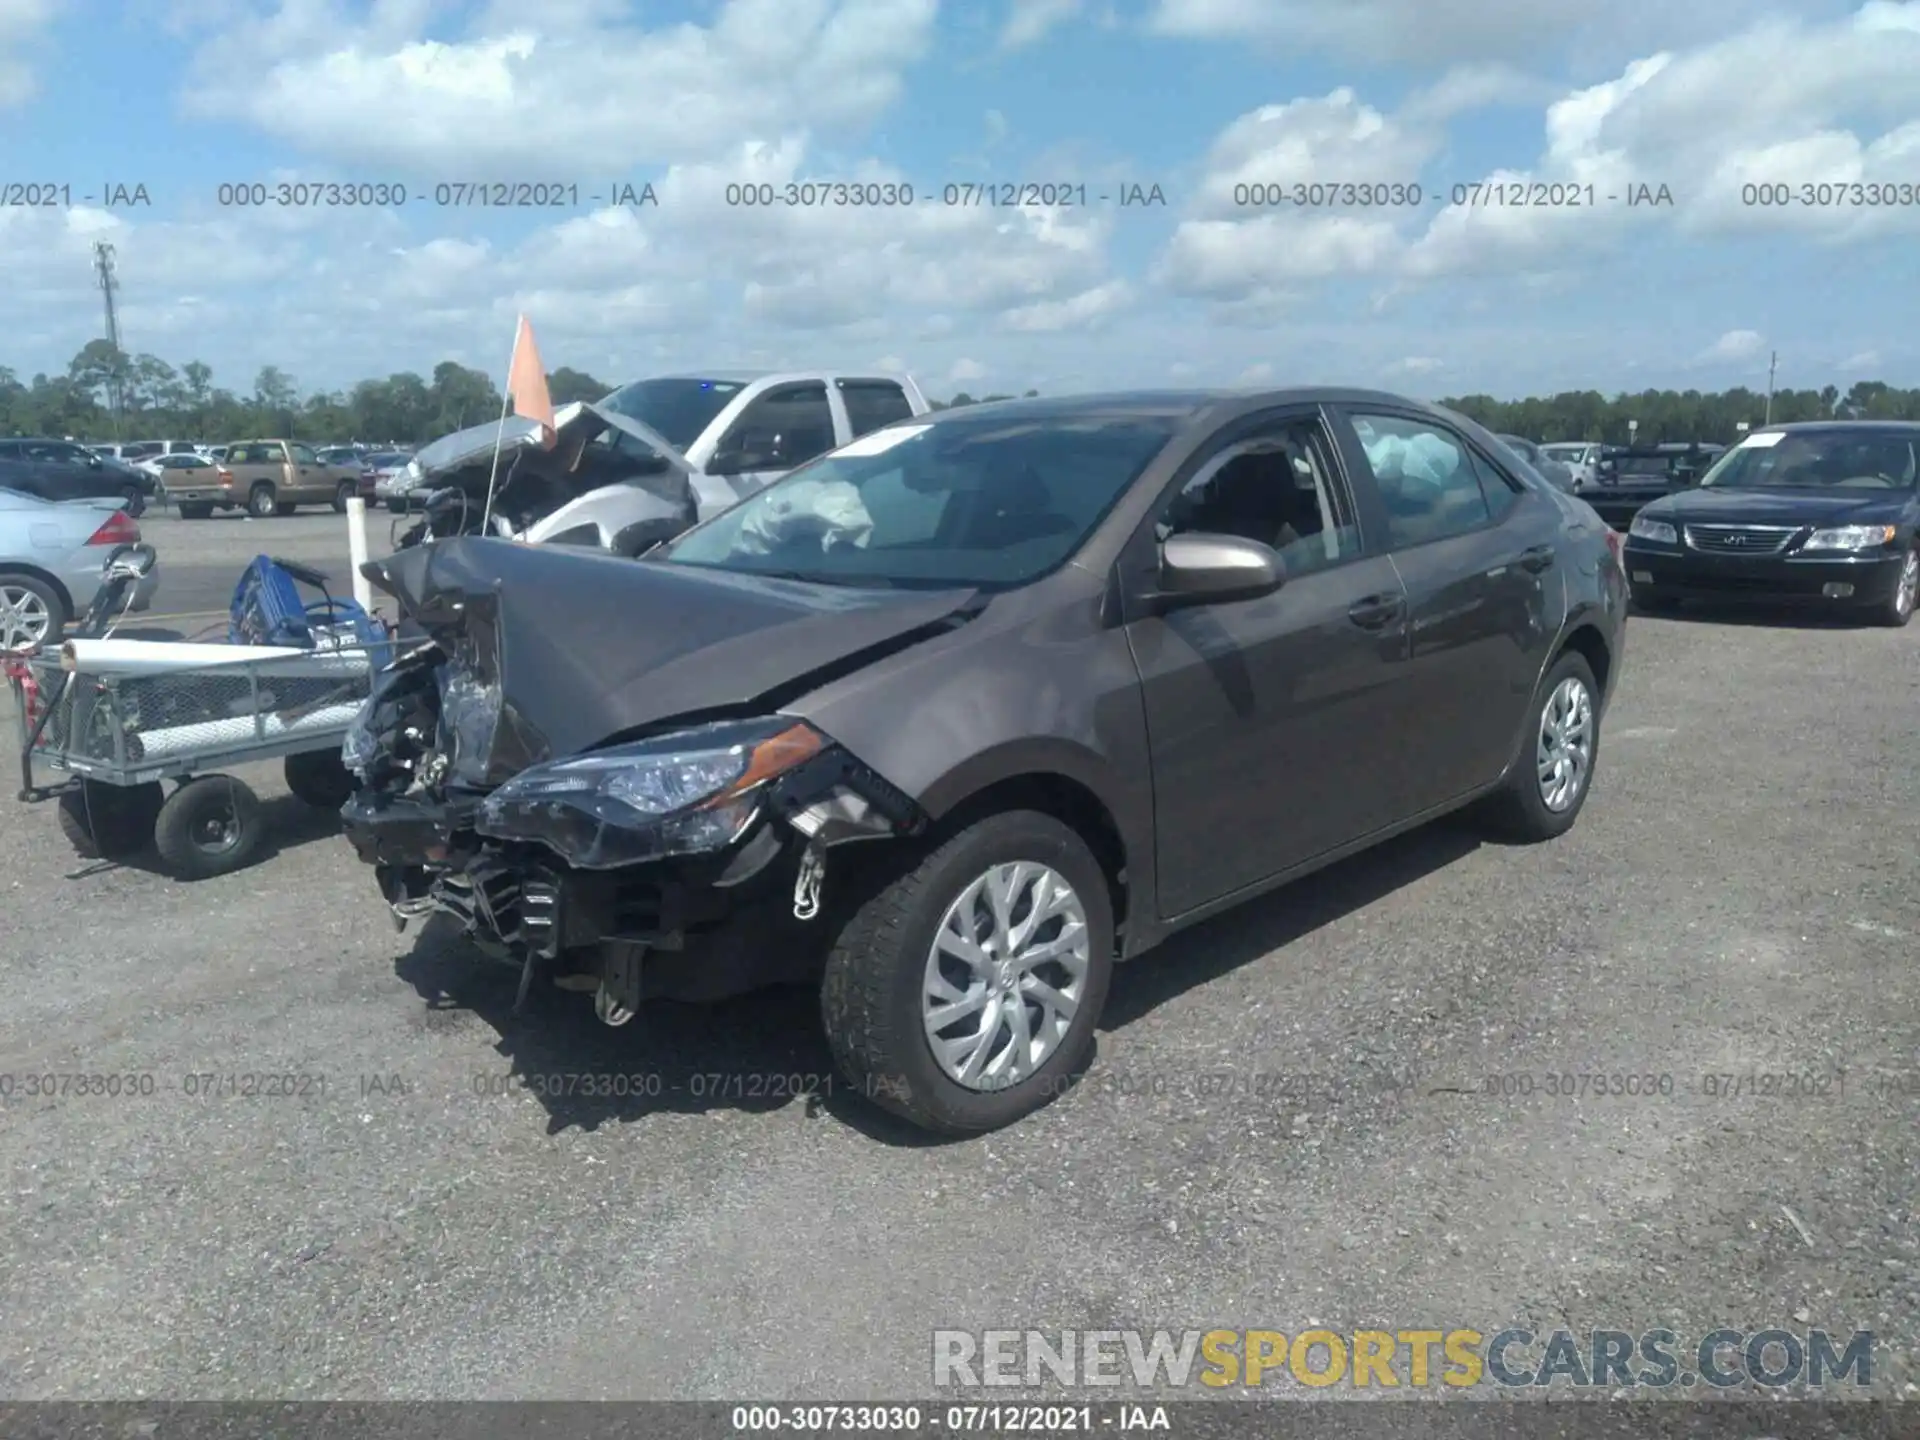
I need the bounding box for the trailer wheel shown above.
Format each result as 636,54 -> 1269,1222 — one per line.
57,779 -> 163,860
154,775 -> 264,879
284,748 -> 354,809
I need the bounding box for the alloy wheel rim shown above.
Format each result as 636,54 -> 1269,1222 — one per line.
0,585 -> 52,650
1899,554 -> 1917,615
1536,676 -> 1594,813
922,861 -> 1090,1092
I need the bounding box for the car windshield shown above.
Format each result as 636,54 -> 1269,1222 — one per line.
1700,432 -> 1919,490
597,378 -> 748,451
657,412 -> 1180,590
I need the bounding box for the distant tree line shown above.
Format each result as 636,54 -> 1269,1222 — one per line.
1440,380 -> 1919,446
2,339 -> 1911,448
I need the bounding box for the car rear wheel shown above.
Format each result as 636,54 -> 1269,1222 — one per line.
247,484 -> 277,518
0,572 -> 67,650
1480,651 -> 1601,843
332,481 -> 354,514
821,809 -> 1115,1135
122,486 -> 146,517
1875,549 -> 1918,628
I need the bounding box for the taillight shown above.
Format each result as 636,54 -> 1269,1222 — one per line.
217,467 -> 234,485
87,510 -> 141,545
1603,528 -> 1624,564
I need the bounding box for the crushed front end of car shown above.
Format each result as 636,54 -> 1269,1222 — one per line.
341,537 -> 940,1024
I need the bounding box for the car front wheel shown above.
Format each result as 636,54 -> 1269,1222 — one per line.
822,809 -> 1115,1135
1480,650 -> 1601,842
1875,548 -> 1918,628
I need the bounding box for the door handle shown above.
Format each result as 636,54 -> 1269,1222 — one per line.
1347,593 -> 1405,630
1518,544 -> 1556,573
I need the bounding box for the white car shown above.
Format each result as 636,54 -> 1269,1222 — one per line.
1541,442 -> 1602,489
394,370 -> 934,543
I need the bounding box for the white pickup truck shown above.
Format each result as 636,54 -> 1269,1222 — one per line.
389,370 -> 934,551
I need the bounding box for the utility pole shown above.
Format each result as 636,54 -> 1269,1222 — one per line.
1764,350 -> 1777,426
92,241 -> 124,434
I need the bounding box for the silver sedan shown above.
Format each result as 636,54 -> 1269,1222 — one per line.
0,487 -> 161,649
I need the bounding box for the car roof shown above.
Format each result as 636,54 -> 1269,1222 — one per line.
1749,420 -> 1920,436
914,386 -> 1465,428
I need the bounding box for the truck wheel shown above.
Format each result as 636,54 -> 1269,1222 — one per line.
333,481 -> 354,514
284,748 -> 354,809
154,775 -> 265,879
178,503 -> 213,520
247,484 -> 277,518
56,779 -> 163,859
821,809 -> 1115,1135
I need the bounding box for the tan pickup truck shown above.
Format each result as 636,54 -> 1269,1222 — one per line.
166,439 -> 364,520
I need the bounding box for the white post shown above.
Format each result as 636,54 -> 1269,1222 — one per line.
345,496 -> 374,614
481,321 -> 520,533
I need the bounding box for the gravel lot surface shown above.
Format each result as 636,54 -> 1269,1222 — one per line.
2,519 -> 1916,1402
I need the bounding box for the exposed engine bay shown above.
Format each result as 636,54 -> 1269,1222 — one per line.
339,537 -> 960,1026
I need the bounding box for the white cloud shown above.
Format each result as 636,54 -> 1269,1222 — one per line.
173,0 -> 939,173
1841,349 -> 1883,370
948,357 -> 990,382
1145,0 -> 1799,62
1402,4 -> 1920,277
1390,356 -> 1445,374
0,0 -> 52,106
1000,0 -> 1082,49
0,127 -> 1129,391
1153,88 -> 1437,303
1700,329 -> 1766,363
1236,361 -> 1274,383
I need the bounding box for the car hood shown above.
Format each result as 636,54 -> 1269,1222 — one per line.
1648,487 -> 1910,525
361,536 -> 980,785
411,404 -> 693,482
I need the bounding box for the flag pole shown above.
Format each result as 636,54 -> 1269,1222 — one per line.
481,318 -> 521,533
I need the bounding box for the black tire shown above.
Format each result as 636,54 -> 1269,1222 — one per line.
821,809 -> 1115,1135
1632,590 -> 1682,615
332,481 -> 354,514
0,570 -> 69,650
386,499 -> 405,514
56,779 -> 163,859
178,503 -> 213,520
153,775 -> 265,879
122,487 -> 146,518
247,484 -> 277,518
1480,650 -> 1602,843
283,748 -> 354,809
1875,548 -> 1918,628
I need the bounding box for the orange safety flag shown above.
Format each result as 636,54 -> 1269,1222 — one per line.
506,314 -> 556,449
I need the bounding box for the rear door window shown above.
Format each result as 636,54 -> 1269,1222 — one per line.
837,380 -> 915,438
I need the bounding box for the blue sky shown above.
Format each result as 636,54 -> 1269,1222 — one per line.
1,0 -> 1914,402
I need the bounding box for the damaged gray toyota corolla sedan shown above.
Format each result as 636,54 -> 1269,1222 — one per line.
343,389 -> 1627,1134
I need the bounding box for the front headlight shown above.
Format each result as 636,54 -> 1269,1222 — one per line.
475,717 -> 827,869
1628,515 -> 1677,544
1802,524 -> 1897,551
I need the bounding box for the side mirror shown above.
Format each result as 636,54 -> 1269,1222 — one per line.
1153,533 -> 1283,608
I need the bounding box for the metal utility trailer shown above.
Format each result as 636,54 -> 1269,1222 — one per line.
9,641 -> 380,879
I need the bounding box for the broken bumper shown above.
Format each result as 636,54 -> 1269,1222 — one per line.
340,671 -> 926,1017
